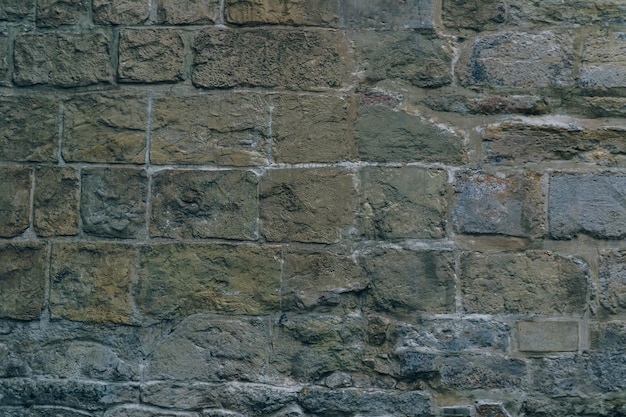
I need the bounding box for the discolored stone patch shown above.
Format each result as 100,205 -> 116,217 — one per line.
340,0 -> 434,30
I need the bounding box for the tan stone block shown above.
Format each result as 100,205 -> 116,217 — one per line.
34,167 -> 79,237
0,167 -> 32,238
225,0 -> 338,26
93,0 -> 150,24
157,0 -> 220,24
36,0 -> 89,26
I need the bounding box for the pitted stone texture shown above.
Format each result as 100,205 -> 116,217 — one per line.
271,94 -> 355,163
580,31 -> 626,91
550,174 -> 626,239
151,93 -> 269,166
226,0 -> 338,26
567,97 -> 626,118
362,249 -> 456,314
460,251 -> 589,314
93,0 -> 150,24
14,33 -> 111,87
0,167 -> 32,238
150,170 -> 258,240
422,94 -> 549,115
591,321 -> 626,353
193,29 -> 347,89
137,243 -> 281,317
443,0 -> 505,31
260,168 -> 356,243
440,355 -> 527,390
0,243 -> 47,320
341,0 -> 433,29
599,251 -> 626,314
457,31 -> 574,88
0,96 -> 58,162
34,166 -> 79,236
50,243 -> 136,324
506,0 -> 626,27
0,1 -> 32,20
36,0 -> 89,26
28,407 -> 95,417
360,167 -> 448,240
106,406 -> 199,417
81,168 -> 147,239
518,321 -> 578,352
354,31 -> 451,88
157,0 -> 220,24
454,171 -> 543,237
0,34 -> 7,80
119,29 -> 185,83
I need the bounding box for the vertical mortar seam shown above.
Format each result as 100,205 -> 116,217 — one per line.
145,90 -> 153,240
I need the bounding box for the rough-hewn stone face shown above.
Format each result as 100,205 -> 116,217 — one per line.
34,167 -> 79,236
599,251 -> 626,314
0,34 -> 8,80
0,0 -> 32,20
0,167 -> 32,238
580,31 -> 626,91
36,0 -> 89,26
157,0 -> 220,24
93,0 -> 150,24
518,321 -> 579,352
226,0 -> 339,26
341,0 -> 434,29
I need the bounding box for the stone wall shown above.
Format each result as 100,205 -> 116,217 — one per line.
0,0 -> 625,416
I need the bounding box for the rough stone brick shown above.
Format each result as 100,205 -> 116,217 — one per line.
0,1 -> 33,20
50,243 -> 136,324
93,0 -> 150,24
507,0 -> 626,27
63,93 -> 147,164
362,249 -> 456,314
137,243 -> 281,317
34,166 -> 79,237
151,93 -> 269,166
81,168 -> 147,239
590,321 -> 626,353
360,167 -> 448,239
340,0 -> 433,30
580,32 -> 626,91
157,0 -> 220,24
105,406 -> 199,417
226,0 -> 338,26
14,33 -> 111,87
0,243 -> 47,320
271,94 -> 355,163
0,96 -> 58,162
150,170 -> 258,240
460,251 -> 589,314
442,0 -> 505,31
193,29 -> 347,89
453,171 -> 543,237
36,0 -> 89,26
0,168 -> 31,238
566,97 -> 626,118
28,407 -> 97,417
518,321 -> 579,352
550,173 -> 626,239
355,104 -> 464,164
456,31 -> 574,88
259,168 -> 356,243
353,31 -> 451,88
422,94 -> 550,115
0,34 -> 7,80
599,251 -> 626,314
118,29 -> 185,83
439,355 -> 527,390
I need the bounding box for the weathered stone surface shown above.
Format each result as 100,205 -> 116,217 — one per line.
550,174 -> 626,239
137,243 -> 281,317
0,243 -> 47,320
151,93 -> 269,166
522,396 -> 626,417
566,97 -> 626,118
0,0 -> 32,20
590,321 -> 626,353
599,251 -> 626,314
454,171 -> 543,237
457,31 -> 574,88
30,407 -> 94,417
34,166 -> 79,236
340,0 -> 433,29
0,34 -> 7,79
362,249 -> 456,313
226,0 -> 338,26
422,94 -> 549,115
0,96 -> 58,162
271,94 -> 355,163
50,243 -> 136,324
443,0 -> 505,31
355,105 -> 464,164
354,31 -> 451,87
106,405 -> 199,417
360,167 -> 448,239
119,29 -> 184,83
460,251 -> 589,314
193,29 -> 347,89
36,0 -> 89,26
440,355 -> 527,390
507,0 -> 626,27
150,170 -> 258,240
260,168 -> 356,243
580,31 -> 626,91
0,167 -> 32,238
157,0 -> 220,24
93,0 -> 149,24
14,33 -> 111,87
518,321 -> 578,352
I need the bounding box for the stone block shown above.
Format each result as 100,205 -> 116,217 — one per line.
193,29 -> 347,89
36,0 -> 89,26
118,29 -> 185,83
566,97 -> 626,118
157,0 -> 220,24
439,355 -> 527,390
355,104 -> 464,164
50,243 -> 136,324
360,167 -> 448,239
0,243 -> 47,320
0,167 -> 32,238
550,173 -> 626,239
340,0 -> 433,30
226,0 -> 338,26
506,0 -> 626,27
442,0 -> 505,30
580,31 -> 626,91
259,168 -> 356,243
0,34 -> 7,80
150,170 -> 258,240
362,249 -> 456,313
30,407 -> 98,417
136,243 -> 281,317
0,1 -> 33,20
422,94 -> 549,115
93,0 -> 150,24
14,33 -> 111,87
590,321 -> 626,353
453,171 -> 543,237
0,96 -> 58,162
457,31 -> 574,88
599,251 -> 626,314
460,251 -> 589,314
271,94 -> 355,163
150,93 -> 269,166
353,31 -> 451,87
518,321 -> 578,352
81,168 -> 147,239
34,166 -> 79,236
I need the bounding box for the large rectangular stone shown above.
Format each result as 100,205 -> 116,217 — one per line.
157,0 -> 220,24
36,0 -> 89,26
193,29 -> 347,89
0,1 -> 33,20
580,31 -> 626,91
340,0 -> 433,29
599,250 -> 626,314
34,166 -> 79,237
0,167 -> 32,238
93,0 -> 150,24
226,0 -> 338,26
518,321 -> 579,352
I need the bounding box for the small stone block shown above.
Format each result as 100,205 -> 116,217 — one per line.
518,321 -> 578,352
0,167 -> 32,238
